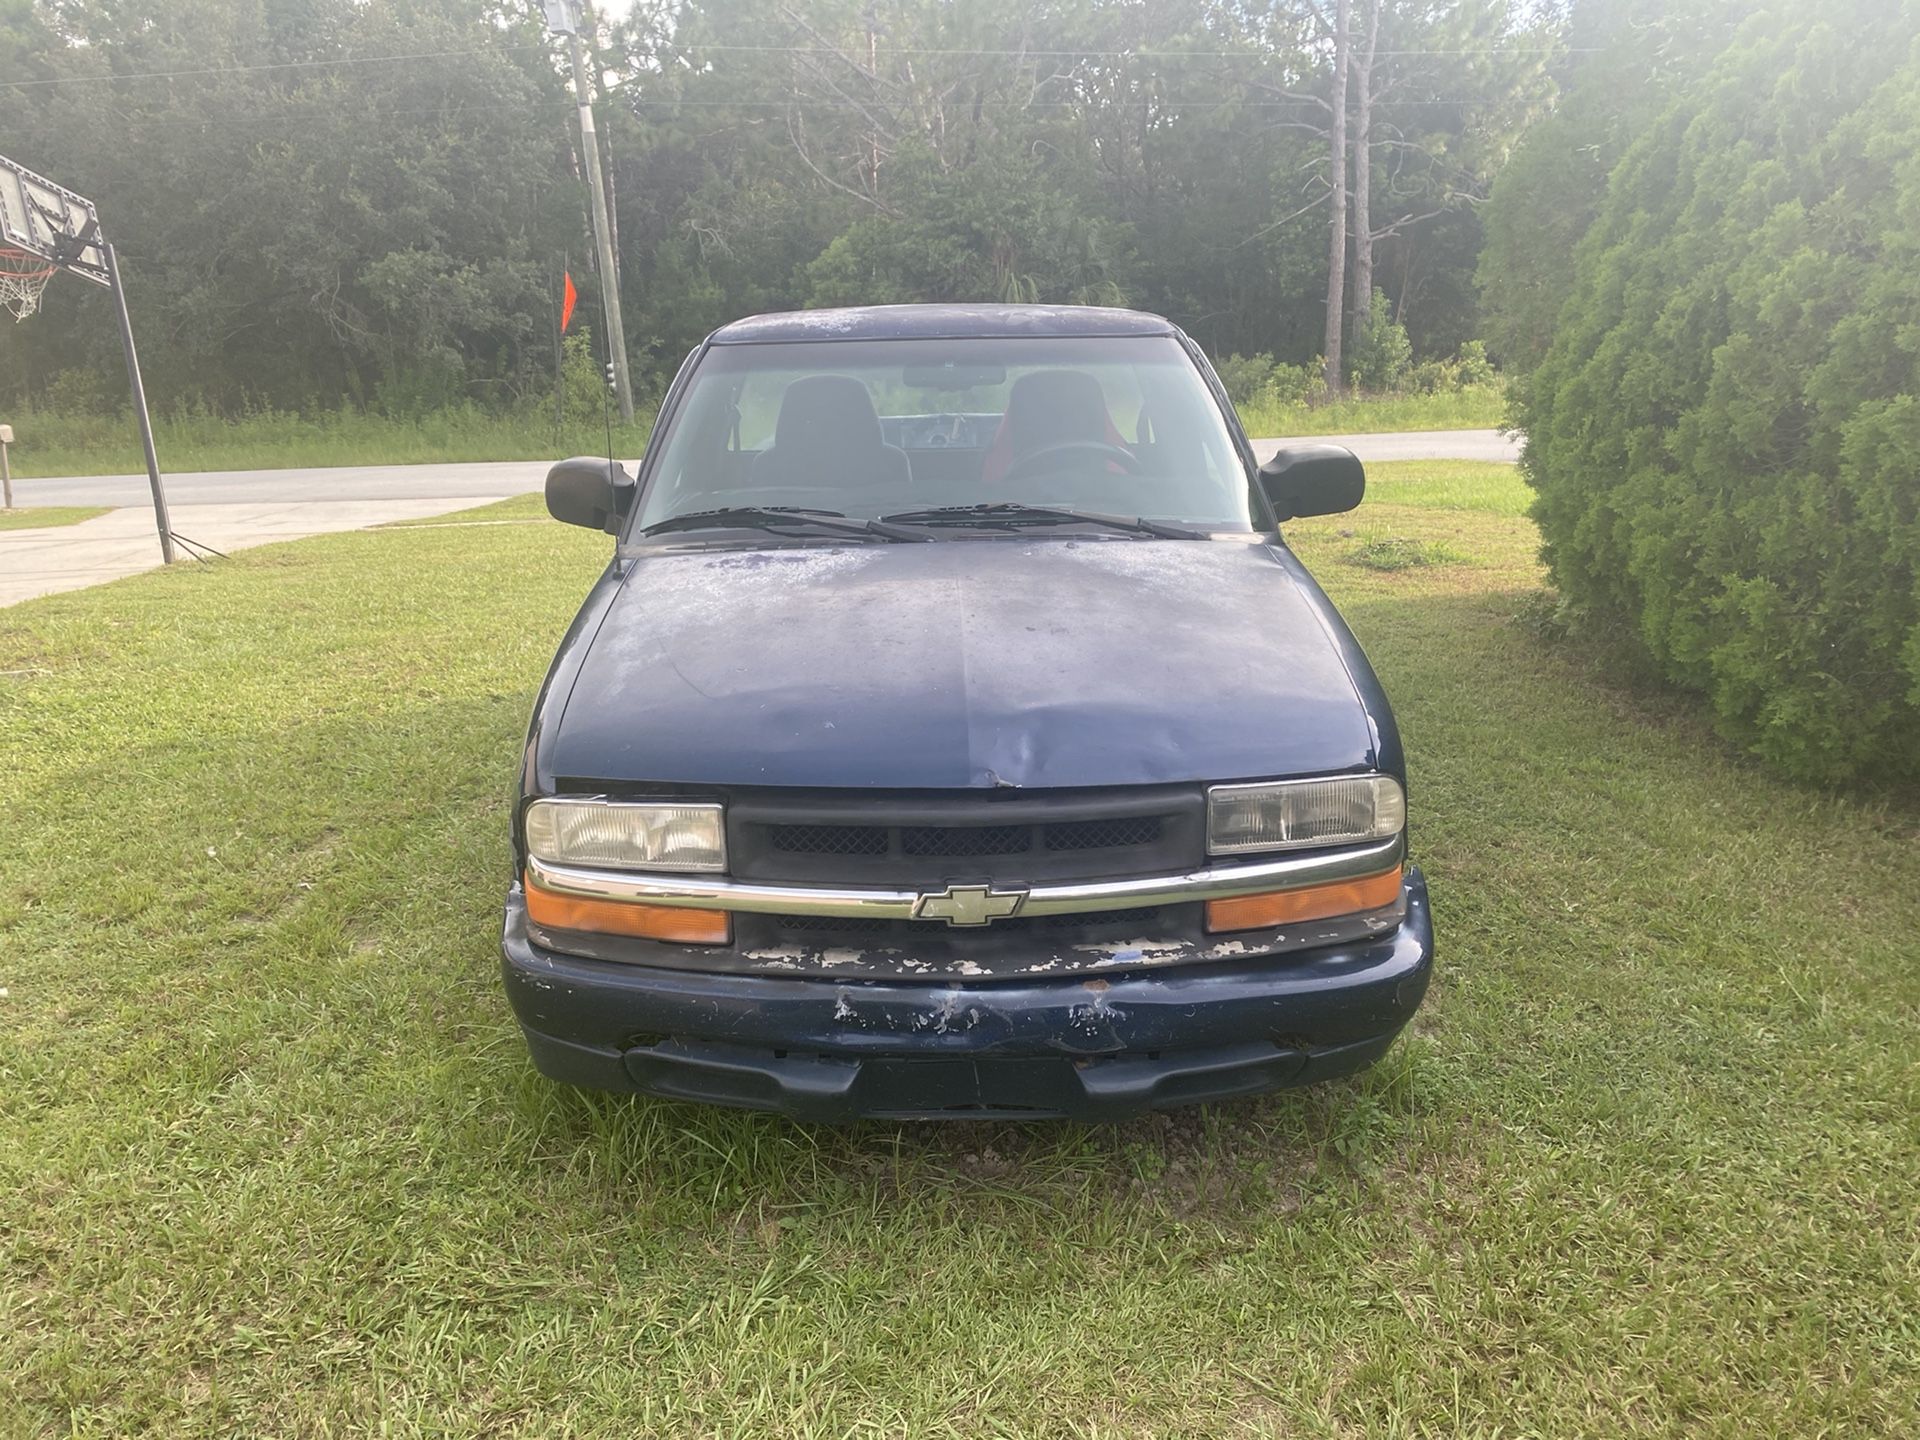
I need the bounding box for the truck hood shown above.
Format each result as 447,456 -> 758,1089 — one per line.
549,538 -> 1376,790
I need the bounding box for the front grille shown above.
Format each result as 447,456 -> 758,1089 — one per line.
1044,816 -> 1163,851
764,905 -> 1167,939
771,819 -> 1152,859
729,786 -> 1205,888
902,823 -> 1028,857
769,823 -> 888,856
767,913 -> 894,935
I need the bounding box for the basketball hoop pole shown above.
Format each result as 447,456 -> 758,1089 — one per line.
3,152 -> 175,562
102,241 -> 174,565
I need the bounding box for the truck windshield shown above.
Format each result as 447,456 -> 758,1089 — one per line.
632,335 -> 1255,535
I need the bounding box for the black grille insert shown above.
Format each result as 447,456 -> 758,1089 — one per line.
759,815 -> 1172,859
769,823 -> 888,857
1044,816 -> 1164,851
769,914 -> 894,935
902,824 -> 1028,857
731,791 -> 1202,886
1037,905 -> 1162,930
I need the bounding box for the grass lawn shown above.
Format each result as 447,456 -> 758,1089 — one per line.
0,506 -> 109,531
2,463 -> 1915,1435
1352,458 -> 1533,515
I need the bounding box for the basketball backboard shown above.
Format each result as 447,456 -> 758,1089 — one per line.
0,153 -> 109,286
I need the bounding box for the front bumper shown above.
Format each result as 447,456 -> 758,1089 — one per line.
499,868 -> 1432,1121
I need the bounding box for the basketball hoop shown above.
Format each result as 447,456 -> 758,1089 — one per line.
0,247 -> 54,320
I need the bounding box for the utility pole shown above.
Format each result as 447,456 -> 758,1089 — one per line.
1323,0 -> 1351,399
547,0 -> 634,424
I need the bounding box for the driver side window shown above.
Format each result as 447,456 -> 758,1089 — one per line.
731,374 -> 790,454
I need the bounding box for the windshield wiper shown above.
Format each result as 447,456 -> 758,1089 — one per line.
880,502 -> 1208,540
639,506 -> 927,541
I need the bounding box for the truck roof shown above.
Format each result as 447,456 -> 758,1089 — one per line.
708,304 -> 1178,344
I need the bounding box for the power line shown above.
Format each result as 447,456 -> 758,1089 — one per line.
0,41 -> 556,90
628,97 -> 1500,108
120,99 -> 585,128
2,38 -> 1592,91
662,42 -> 1595,58
78,96 -> 1512,132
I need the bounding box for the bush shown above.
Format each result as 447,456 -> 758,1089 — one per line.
1405,358 -> 1463,395
557,330 -> 613,426
1348,290 -> 1411,393
39,368 -> 115,417
1213,353 -> 1280,408
1456,340 -> 1495,388
1521,1 -> 1920,783
1213,353 -> 1324,411
1265,360 -> 1321,408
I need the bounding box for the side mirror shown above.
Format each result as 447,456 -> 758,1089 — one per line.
1257,444 -> 1365,522
546,456 -> 635,534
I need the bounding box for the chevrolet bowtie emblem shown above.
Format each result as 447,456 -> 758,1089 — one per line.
913,883 -> 1028,926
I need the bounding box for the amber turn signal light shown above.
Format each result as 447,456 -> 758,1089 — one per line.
524,873 -> 731,946
1205,866 -> 1404,934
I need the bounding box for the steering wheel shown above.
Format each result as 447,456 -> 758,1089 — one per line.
1001,440 -> 1143,482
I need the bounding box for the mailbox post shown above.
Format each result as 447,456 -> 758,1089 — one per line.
0,422 -> 13,510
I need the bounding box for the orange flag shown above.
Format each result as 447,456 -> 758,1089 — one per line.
561,271 -> 578,334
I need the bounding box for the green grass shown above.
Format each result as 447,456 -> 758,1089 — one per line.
0,505 -> 109,531
376,492 -> 554,527
1237,382 -> 1509,438
0,406 -> 655,479
1358,458 -> 1533,515
3,464 -> 1916,1435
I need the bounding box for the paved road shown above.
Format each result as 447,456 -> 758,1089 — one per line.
1,429 -> 1517,606
1251,428 -> 1518,465
11,429 -> 1514,508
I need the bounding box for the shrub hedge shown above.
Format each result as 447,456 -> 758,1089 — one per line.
1521,2 -> 1920,784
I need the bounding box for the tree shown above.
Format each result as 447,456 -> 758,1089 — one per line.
0,0 -> 1560,413
1475,0 -> 1747,371
1348,0 -> 1554,356
1520,0 -> 1920,782
1323,0 -> 1352,396
0,0 -> 579,413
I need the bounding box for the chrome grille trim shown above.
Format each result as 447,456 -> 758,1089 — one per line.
526,833 -> 1404,919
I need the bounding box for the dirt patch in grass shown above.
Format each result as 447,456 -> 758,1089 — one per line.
1344,535 -> 1472,570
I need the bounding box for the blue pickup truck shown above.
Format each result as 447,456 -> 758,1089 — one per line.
501,304 -> 1433,1119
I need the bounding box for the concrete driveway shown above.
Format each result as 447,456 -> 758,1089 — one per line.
1,429 -> 1517,606
0,498 -> 505,607
11,460 -> 550,509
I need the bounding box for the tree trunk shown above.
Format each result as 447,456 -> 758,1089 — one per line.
1322,0 -> 1351,397
1350,0 -> 1380,347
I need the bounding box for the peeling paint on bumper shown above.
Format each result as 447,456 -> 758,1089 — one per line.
499,869 -> 1433,1121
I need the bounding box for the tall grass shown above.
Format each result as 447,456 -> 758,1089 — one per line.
1,382 -> 1507,478
0,403 -> 655,478
1236,382 -> 1509,438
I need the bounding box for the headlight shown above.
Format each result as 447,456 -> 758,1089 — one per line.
524,799 -> 726,872
1207,775 -> 1405,856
